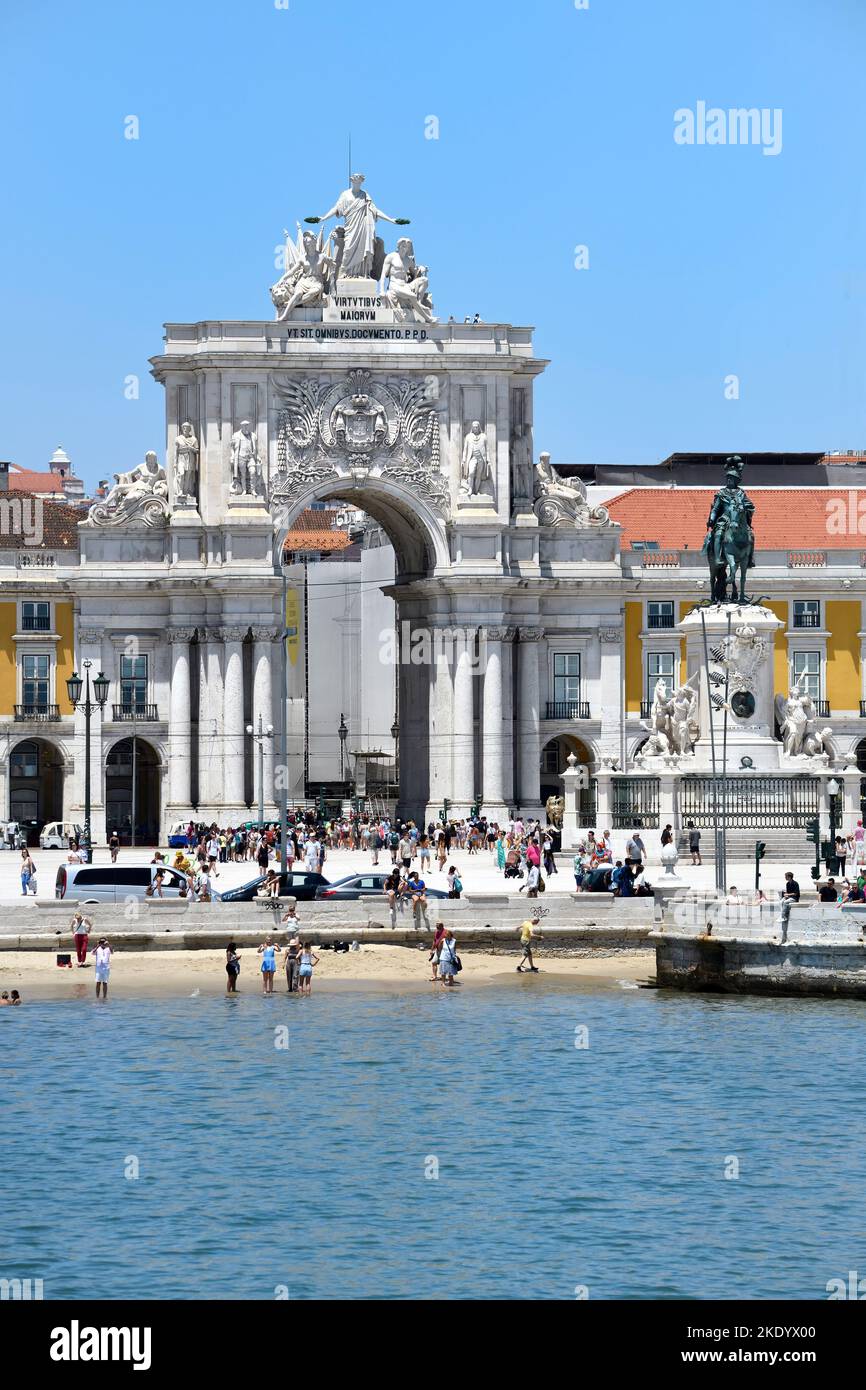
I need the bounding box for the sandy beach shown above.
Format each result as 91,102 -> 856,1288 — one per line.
0,944 -> 656,1000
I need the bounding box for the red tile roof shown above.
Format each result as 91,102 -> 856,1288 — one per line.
8,467 -> 66,494
2,492 -> 81,548
606,488 -> 866,551
283,509 -> 352,554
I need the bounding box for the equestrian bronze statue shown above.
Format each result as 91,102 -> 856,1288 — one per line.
702,455 -> 756,603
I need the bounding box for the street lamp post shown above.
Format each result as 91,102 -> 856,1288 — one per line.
827,776 -> 840,874
246,715 -> 274,826
66,660 -> 109,862
391,716 -> 399,794
338,712 -> 348,783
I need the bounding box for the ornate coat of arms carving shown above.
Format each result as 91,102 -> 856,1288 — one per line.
271,368 -> 448,515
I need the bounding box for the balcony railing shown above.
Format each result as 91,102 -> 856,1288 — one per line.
545,701 -> 591,720
112,703 -> 159,722
20,614 -> 50,631
792,612 -> 821,629
647,612 -> 675,629
788,551 -> 826,567
14,704 -> 60,722
813,699 -> 830,718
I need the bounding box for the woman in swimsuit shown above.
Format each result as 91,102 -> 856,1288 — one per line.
297,943 -> 320,997
225,942 -> 240,993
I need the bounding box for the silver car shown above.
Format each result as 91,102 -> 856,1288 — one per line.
55,863 -> 188,903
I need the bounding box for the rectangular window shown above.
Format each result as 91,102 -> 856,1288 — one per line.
792,650 -> 821,700
21,601 -> 50,632
647,651 -> 675,706
793,600 -> 820,629
647,601 -> 675,630
120,654 -> 148,709
553,653 -> 581,705
11,745 -> 38,779
22,654 -> 50,709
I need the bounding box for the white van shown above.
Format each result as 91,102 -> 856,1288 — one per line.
55,862 -> 188,903
41,821 -> 83,850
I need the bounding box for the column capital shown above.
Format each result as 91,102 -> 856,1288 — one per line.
518,626 -> 544,642
78,627 -> 103,644
481,625 -> 510,643
167,626 -> 196,644
250,625 -> 281,643
598,627 -> 621,643
217,625 -> 248,644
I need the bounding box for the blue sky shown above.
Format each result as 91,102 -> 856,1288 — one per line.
1,0 -> 864,487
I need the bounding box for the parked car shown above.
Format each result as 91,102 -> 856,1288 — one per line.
40,820 -> 83,850
315,872 -> 450,901
214,871 -> 331,903
56,863 -> 189,902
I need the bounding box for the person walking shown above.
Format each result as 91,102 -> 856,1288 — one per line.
225,942 -> 241,993
371,826 -> 383,866
297,943 -> 320,996
835,835 -> 848,878
71,910 -> 93,967
495,833 -> 507,873
661,824 -> 674,849
446,865 -> 462,899
516,914 -> 540,973
20,847 -> 35,896
258,936 -> 280,995
418,835 -> 431,874
686,821 -> 701,865
92,938 -> 112,999
522,861 -> 540,898
109,831 -> 120,864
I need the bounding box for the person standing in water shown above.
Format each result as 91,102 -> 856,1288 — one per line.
258,937 -> 280,995
92,938 -> 112,999
297,942 -> 320,996
225,942 -> 241,993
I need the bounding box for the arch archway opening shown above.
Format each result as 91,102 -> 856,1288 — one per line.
106,738 -> 161,846
540,735 -> 596,829
275,478 -> 448,820
8,737 -> 65,845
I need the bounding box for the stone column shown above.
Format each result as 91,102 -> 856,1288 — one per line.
451,626 -> 476,813
517,627 -> 544,814
75,627 -> 107,843
501,629 -> 515,808
481,626 -> 508,818
167,628 -> 195,812
252,626 -> 278,810
200,629 -> 224,807
426,628 -> 453,820
220,626 -> 247,810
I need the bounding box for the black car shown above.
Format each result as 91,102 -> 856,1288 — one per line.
215,871 -> 330,903
315,872 -> 450,902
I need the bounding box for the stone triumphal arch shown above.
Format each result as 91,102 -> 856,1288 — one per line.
77,175 -> 624,829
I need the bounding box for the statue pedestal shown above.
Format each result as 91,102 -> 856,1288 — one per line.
227,493 -> 269,518
679,603 -> 784,773
170,498 -> 201,527
559,754 -> 588,850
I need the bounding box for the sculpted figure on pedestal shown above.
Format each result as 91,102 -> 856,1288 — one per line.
379,238 -> 436,323
545,794 -> 564,829
460,421 -> 491,497
306,173 -> 409,280
775,684 -> 837,761
174,422 -> 199,502
534,452 -> 610,528
230,421 -> 264,498
703,454 -> 756,603
641,675 -> 698,757
89,450 -> 169,528
271,226 -> 333,320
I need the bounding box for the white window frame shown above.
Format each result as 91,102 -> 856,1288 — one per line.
792,649 -> 822,702
19,649 -> 54,708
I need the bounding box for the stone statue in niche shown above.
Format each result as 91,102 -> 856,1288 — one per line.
460,420 -> 492,497
230,420 -> 264,498
174,421 -> 199,502
510,421 -> 534,504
